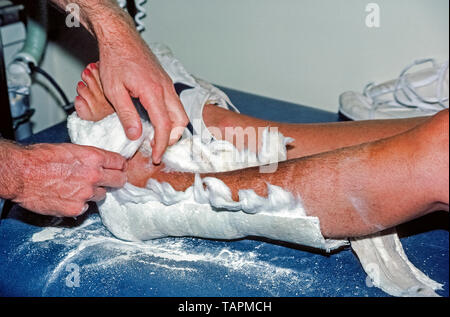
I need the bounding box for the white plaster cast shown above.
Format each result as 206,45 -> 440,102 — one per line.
68,111 -> 347,251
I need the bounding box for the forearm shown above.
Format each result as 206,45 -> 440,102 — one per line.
49,0 -> 137,42
0,139 -> 23,200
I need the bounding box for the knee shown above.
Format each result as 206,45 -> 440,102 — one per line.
431,108 -> 449,127
418,109 -> 449,204
420,109 -> 449,148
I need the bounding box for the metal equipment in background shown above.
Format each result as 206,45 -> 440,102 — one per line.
1,0 -> 147,141
2,0 -> 48,141
0,0 -> 23,220
0,0 -> 23,140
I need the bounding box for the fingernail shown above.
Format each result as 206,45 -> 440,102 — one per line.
82,204 -> 89,214
169,136 -> 179,146
127,127 -> 139,139
83,68 -> 91,76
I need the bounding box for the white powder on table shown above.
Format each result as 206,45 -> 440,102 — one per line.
27,214 -> 315,296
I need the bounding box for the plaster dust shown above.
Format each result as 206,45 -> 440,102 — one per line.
28,214 -> 316,296
31,227 -> 64,242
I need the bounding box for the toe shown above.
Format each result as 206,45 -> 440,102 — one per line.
76,81 -> 99,116
81,67 -> 102,94
76,81 -> 94,103
88,62 -> 103,91
74,95 -> 94,121
77,63 -> 115,121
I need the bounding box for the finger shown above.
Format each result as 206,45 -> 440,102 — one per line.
164,88 -> 189,145
98,169 -> 127,188
101,150 -> 127,170
169,125 -> 186,146
107,84 -> 143,140
139,89 -> 172,164
59,202 -> 89,217
89,187 -> 107,202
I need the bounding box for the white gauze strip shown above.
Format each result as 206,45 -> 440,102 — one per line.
351,228 -> 443,297
67,112 -> 347,251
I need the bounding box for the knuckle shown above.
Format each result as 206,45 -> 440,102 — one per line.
156,117 -> 172,131
117,157 -> 127,169
108,152 -> 124,164
88,169 -> 102,183
163,79 -> 174,90
149,84 -> 164,99
105,83 -> 121,97
85,149 -> 104,165
118,109 -> 138,122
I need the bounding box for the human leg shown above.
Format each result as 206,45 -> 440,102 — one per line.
75,64 -> 448,238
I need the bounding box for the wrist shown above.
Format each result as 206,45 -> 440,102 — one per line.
0,140 -> 25,200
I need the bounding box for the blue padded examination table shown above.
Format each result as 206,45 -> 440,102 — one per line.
0,87 -> 448,297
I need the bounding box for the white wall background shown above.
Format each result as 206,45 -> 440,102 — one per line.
29,0 -> 449,132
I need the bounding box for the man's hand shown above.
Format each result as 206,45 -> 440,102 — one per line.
97,31 -> 188,164
8,143 -> 127,217
49,0 -> 189,164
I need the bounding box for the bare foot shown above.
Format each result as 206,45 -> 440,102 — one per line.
74,62 -> 115,121
74,62 -> 163,188
73,64 -> 238,191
